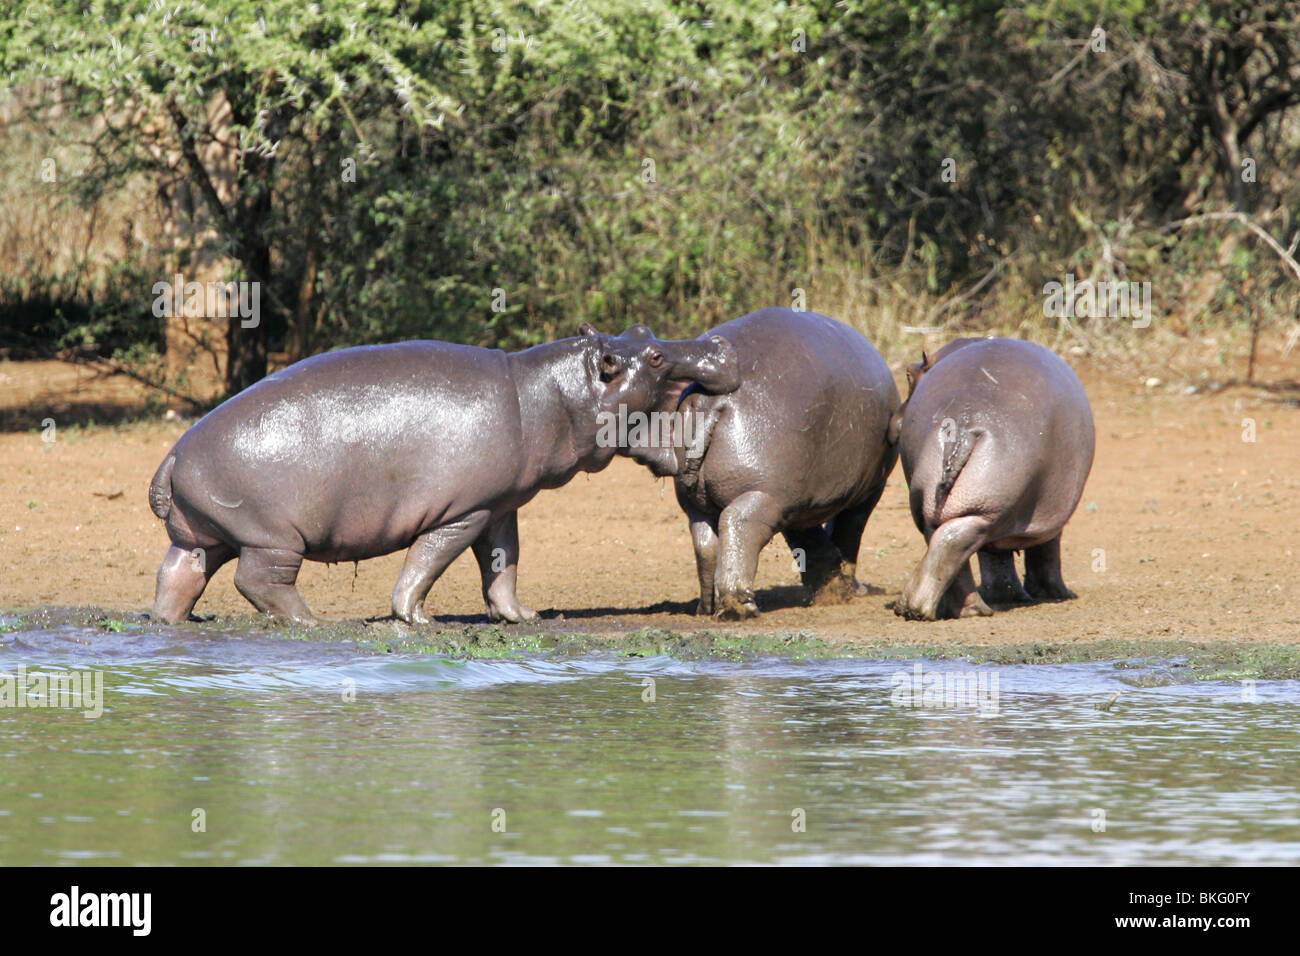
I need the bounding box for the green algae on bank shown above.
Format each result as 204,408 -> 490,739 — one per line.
5,605 -> 1300,680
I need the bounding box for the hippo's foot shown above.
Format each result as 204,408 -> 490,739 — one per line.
980,580 -> 1033,606
695,595 -> 715,616
894,574 -> 940,620
253,606 -> 322,627
789,526 -> 861,607
895,589 -> 992,621
896,567 -> 992,621
977,551 -> 1032,606
897,518 -> 997,622
394,605 -> 431,626
1022,537 -> 1075,602
940,569 -> 994,618
486,601 -> 538,624
890,598 -> 934,621
152,542 -> 234,624
1024,577 -> 1076,602
952,591 -> 994,618
714,591 -> 759,621
890,595 -> 966,621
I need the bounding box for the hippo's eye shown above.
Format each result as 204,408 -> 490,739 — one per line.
599,353 -> 621,380
647,350 -> 665,369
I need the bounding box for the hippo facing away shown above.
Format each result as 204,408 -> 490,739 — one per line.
626,308 -> 900,619
892,337 -> 1095,620
148,326 -> 740,625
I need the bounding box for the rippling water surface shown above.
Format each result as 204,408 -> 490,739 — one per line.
2,623 -> 1297,865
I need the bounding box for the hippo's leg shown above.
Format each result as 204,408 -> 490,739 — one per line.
938,559 -> 994,619
783,526 -> 856,605
827,483 -> 888,596
896,516 -> 994,620
392,512 -> 492,625
1023,535 -> 1076,601
713,491 -> 781,620
233,547 -> 317,625
151,543 -> 234,623
685,508 -> 720,616
470,511 -> 538,624
977,550 -> 1033,605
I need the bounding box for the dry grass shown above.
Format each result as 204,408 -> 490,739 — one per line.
0,98 -> 167,310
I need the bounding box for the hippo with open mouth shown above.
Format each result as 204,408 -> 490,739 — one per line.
624,308 -> 900,620
148,325 -> 740,625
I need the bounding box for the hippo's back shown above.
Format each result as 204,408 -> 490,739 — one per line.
164,342 -> 519,558
708,309 -> 891,389
688,309 -> 899,521
903,338 -> 1093,456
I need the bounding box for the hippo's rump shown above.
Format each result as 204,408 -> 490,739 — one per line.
901,338 -> 1095,541
902,338 -> 1094,451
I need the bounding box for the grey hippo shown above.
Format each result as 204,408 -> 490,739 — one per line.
892,337 -> 1095,620
627,308 -> 900,620
148,325 -> 740,625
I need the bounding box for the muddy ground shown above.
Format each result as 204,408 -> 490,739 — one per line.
1,348 -> 1297,650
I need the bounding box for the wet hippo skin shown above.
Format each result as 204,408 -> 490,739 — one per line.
148,326 -> 740,625
892,337 -> 1095,620
624,308 -> 900,620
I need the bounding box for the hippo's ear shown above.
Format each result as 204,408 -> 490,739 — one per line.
921,350 -> 931,368
578,322 -> 600,336
621,323 -> 655,341
905,363 -> 923,396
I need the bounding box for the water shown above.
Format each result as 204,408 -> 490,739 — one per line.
2,623 -> 1298,865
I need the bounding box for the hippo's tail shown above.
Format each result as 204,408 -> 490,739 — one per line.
934,426 -> 985,512
148,455 -> 176,519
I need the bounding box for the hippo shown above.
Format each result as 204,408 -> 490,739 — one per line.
148,325 -> 740,625
626,308 -> 900,620
891,337 -> 1095,620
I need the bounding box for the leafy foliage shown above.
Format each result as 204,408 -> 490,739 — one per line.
1,0 -> 1298,394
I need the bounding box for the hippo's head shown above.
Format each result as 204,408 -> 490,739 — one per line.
904,350 -> 935,399
891,338 -> 986,443
569,322 -> 739,474
578,322 -> 740,419
904,338 -> 985,398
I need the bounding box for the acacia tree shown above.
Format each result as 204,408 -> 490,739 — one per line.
3,0 -> 1297,392
0,0 -> 461,392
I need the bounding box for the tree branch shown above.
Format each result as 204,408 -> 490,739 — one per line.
1164,211 -> 1300,283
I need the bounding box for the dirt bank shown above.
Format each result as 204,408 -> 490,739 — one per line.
1,353 -> 1297,647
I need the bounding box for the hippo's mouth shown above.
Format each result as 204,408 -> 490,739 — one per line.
659,378 -> 701,415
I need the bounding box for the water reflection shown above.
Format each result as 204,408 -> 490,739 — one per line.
0,628 -> 1297,864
